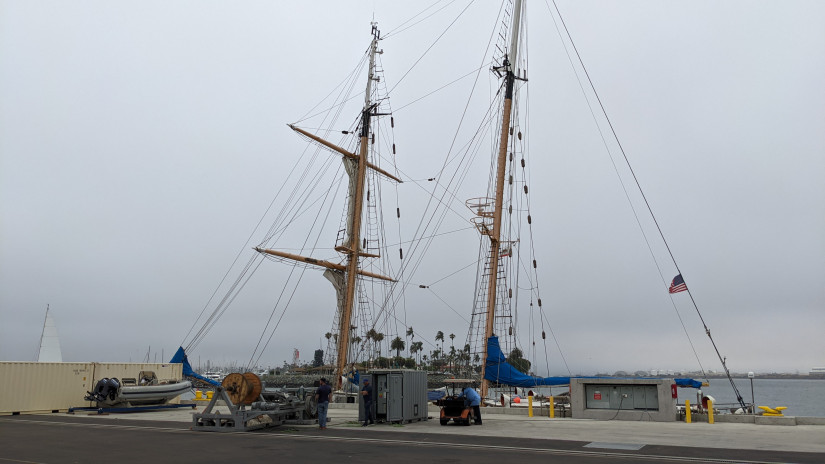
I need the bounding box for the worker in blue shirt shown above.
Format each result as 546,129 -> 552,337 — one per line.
459,386 -> 482,425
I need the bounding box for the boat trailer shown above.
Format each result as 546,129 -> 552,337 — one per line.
192,372 -> 318,432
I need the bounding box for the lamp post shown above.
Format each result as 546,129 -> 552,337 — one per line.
748,371 -> 755,413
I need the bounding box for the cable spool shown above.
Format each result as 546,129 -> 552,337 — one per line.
305,395 -> 318,418
221,372 -> 263,405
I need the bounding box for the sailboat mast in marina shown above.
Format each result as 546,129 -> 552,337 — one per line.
37,304 -> 62,362
255,24 -> 400,390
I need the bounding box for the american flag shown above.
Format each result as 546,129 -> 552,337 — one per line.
669,274 -> 687,294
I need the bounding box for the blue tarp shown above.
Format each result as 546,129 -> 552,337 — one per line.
674,378 -> 703,388
427,390 -> 446,401
170,346 -> 220,387
484,336 -> 571,387
484,336 -> 704,389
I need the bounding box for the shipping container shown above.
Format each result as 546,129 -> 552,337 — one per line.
0,362 -> 184,414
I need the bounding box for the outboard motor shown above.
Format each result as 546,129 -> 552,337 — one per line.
85,377 -> 121,403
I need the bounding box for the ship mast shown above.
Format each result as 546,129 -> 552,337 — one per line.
255,23 -> 394,391
335,23 -> 382,391
480,0 -> 524,400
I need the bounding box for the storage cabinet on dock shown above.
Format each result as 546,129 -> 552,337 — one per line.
359,369 -> 427,424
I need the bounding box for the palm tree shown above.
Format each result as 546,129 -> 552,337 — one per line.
410,341 -> 424,367
323,332 -> 333,364
406,326 -> 414,356
374,332 -> 385,359
409,341 -> 419,367
449,333 -> 455,354
366,328 -> 378,366
390,336 -> 405,359
435,331 -> 444,360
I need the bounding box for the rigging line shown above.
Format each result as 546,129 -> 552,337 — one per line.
383,0 -> 458,38
251,263 -> 312,370
181,252 -> 256,349
251,110 -> 353,355
181,148 -> 314,348
379,1 -> 504,333
427,257 -> 483,287
387,0 -> 476,96
190,257 -> 267,352
260,158 -> 339,247
245,261 -> 302,370
393,63 -> 492,113
274,75 -> 364,241
250,157 -> 346,368
393,94 -> 496,286
537,309 -> 572,376
187,251 -> 263,349
260,144 -> 334,243
294,51 -> 370,124
545,0 -> 723,385
261,165 -> 344,244
397,49 -> 500,263
263,115 -> 356,243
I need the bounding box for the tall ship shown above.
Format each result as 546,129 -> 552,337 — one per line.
175,2 -> 747,412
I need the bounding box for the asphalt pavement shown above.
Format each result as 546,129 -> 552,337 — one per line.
1,404 -> 823,464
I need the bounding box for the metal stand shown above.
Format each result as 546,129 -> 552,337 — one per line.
191,386 -> 315,432
68,403 -> 196,415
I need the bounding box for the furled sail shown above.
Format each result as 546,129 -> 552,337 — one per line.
170,346 -> 220,386
483,336 -> 570,387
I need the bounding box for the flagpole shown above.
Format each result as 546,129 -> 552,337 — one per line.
672,273 -> 747,410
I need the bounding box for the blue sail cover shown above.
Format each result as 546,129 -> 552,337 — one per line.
484,336 -> 570,387
674,378 -> 703,388
484,337 -> 704,389
170,346 -> 220,386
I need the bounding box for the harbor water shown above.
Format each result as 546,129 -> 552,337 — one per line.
680,377 -> 825,417
519,378 -> 825,417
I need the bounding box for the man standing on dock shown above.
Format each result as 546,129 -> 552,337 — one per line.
315,377 -> 332,429
361,378 -> 374,426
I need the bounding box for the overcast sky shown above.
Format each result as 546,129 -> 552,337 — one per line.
2,1 -> 823,376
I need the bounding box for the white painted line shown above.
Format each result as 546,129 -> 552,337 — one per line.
585,442 -> 646,450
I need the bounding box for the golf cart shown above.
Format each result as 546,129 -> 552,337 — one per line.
436,379 -> 476,426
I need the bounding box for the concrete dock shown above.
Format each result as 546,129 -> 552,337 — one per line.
2,402 -> 823,463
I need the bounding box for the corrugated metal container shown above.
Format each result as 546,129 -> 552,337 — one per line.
0,362 -> 185,414
0,362 -> 93,414
362,369 -> 427,424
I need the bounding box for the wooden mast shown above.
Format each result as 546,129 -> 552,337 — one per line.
335,23 -> 381,391
256,24 -> 394,391
480,0 -> 523,400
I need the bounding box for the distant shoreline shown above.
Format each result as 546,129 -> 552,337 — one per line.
705,373 -> 825,380
583,373 -> 825,380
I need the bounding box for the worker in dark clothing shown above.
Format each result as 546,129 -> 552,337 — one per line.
460,386 -> 482,425
360,378 -> 374,426
315,377 -> 332,429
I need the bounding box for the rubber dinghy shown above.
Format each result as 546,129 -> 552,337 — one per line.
85,373 -> 191,407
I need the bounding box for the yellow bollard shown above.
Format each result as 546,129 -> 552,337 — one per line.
195,390 -> 203,400
549,396 -> 555,418
708,399 -> 714,424
685,399 -> 691,423
528,395 -> 534,417
207,390 -> 214,400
